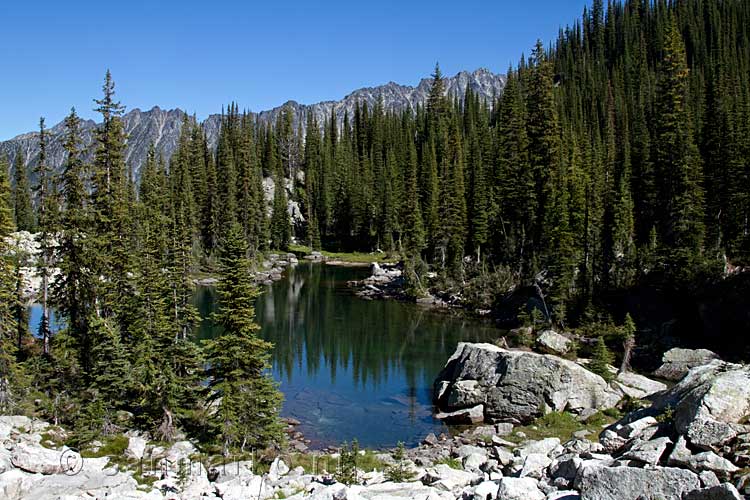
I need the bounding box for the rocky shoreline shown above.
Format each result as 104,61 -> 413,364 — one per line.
3,342 -> 749,499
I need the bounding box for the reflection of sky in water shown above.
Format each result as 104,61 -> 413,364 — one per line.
28,306 -> 63,336
195,263 -> 502,449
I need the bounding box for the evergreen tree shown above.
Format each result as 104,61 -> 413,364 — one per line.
269,172 -> 291,250
11,153 -> 34,232
653,17 -> 705,267
589,336 -> 614,381
0,154 -> 21,412
204,223 -> 283,453
34,117 -> 55,355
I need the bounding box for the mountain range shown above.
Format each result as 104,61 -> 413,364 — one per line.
0,68 -> 505,178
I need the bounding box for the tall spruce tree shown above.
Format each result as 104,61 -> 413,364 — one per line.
11,153 -> 34,232
204,223 -> 283,454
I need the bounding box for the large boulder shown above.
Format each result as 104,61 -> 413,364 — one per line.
536,330 -> 572,355
653,360 -> 750,450
654,348 -> 720,381
574,465 -> 701,500
434,343 -> 622,423
10,443 -> 67,475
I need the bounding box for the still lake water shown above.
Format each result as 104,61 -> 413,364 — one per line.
32,262 -> 503,448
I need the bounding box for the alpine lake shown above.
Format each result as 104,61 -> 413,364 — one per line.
33,261 -> 504,449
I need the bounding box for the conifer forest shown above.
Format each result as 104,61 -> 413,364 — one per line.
1,0 -> 750,455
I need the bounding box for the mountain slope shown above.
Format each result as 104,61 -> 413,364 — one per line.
0,68 -> 505,178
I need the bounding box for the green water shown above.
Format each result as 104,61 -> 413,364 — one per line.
194,262 -> 502,449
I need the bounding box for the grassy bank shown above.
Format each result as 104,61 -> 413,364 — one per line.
287,244 -> 397,265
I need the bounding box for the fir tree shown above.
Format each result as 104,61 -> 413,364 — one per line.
11,152 -> 34,232
653,17 -> 705,267
204,223 -> 283,454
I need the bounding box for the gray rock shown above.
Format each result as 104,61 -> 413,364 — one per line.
667,436 -> 693,467
10,442 -> 67,474
687,418 -> 738,452
536,330 -> 572,355
546,491 -> 581,500
422,433 -> 439,446
699,470 -> 721,487
549,456 -> 582,481
599,429 -> 628,454
615,416 -> 659,440
435,343 -> 622,424
574,465 -> 701,500
495,423 -> 514,436
456,445 -> 486,459
620,436 -> 671,465
519,453 -> 552,479
473,480 -> 499,500
124,436 -> 147,460
422,463 -> 478,491
612,371 -> 667,399
463,453 -> 488,471
683,483 -> 743,500
446,380 -> 484,409
269,457 -> 290,480
653,360 -> 750,449
654,348 -> 720,381
497,477 -> 545,500
686,451 -> 739,480
518,438 -> 562,458
435,404 -> 484,425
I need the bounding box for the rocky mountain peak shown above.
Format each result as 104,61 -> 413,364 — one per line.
0,68 -> 505,179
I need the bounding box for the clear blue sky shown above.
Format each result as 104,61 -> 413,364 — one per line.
0,0 -> 589,140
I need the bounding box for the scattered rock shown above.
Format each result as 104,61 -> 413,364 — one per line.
536,330 -> 572,355
497,477 -> 545,500
620,436 -> 671,465
654,348 -> 720,381
612,371 -> 667,399
125,436 -> 147,460
435,404 -> 484,425
683,483 -> 743,500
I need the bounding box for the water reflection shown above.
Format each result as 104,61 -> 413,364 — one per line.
195,263 -> 501,448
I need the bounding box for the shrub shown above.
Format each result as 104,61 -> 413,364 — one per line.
588,336 -> 614,381
385,442 -> 415,482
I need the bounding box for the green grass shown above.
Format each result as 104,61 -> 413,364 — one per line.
434,457 -> 463,469
81,434 -> 130,458
277,450 -> 387,474
287,244 -> 396,264
507,411 -> 619,444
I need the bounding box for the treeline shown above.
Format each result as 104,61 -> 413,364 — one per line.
0,73 -> 283,453
1,0 -> 749,440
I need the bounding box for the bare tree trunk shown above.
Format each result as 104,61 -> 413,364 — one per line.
42,270 -> 50,356
620,335 -> 635,373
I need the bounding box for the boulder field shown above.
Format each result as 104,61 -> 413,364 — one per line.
2,344 -> 748,499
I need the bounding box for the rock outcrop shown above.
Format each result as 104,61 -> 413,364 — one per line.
654,347 -> 720,381
434,343 -> 622,423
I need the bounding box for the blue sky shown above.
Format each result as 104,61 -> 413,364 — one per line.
0,0 -> 589,140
